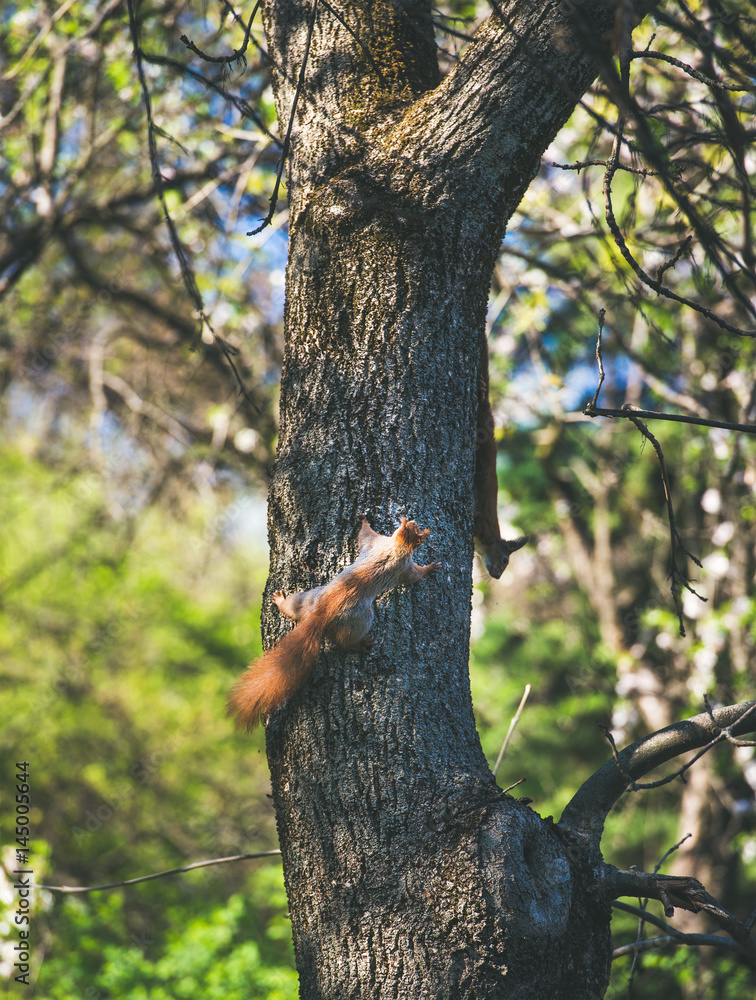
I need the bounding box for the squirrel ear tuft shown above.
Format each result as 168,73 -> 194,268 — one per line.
503,535 -> 528,554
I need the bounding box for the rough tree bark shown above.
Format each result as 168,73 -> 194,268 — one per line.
247,1 -> 753,997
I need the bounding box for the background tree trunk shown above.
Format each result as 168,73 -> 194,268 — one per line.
260,1 -> 620,996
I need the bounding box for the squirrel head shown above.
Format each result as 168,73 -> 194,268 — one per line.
394,517 -> 431,551
481,535 -> 528,579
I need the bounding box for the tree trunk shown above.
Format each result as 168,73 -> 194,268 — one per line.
258,1 -> 621,996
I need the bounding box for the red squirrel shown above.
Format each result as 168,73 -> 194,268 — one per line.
227,516 -> 441,731
473,339 -> 528,578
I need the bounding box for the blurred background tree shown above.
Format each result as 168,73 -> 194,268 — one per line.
1,0 -> 754,997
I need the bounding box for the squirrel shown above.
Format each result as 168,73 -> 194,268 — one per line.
473,335 -> 528,578
227,516 -> 441,731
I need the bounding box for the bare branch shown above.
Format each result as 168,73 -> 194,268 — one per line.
140,48 -> 279,143
549,159 -> 660,177
656,234 -> 693,284
653,833 -> 693,873
248,0 -> 319,235
602,125 -> 756,338
622,834 -> 692,992
588,308 -> 606,411
492,684 -> 531,778
180,0 -> 262,65
613,932 -> 745,959
583,325 -> 724,635
598,722 -> 719,792
35,849 -> 282,894
126,0 -> 260,412
584,404 -> 756,437
629,49 -> 756,93
606,868 -> 756,964
622,410 -> 704,636
559,701 -> 756,844
702,698 -> 756,749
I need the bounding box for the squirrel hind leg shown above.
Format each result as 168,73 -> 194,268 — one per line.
357,516 -> 380,551
341,633 -> 375,653
331,602 -> 374,652
273,590 -> 302,620
274,586 -> 325,621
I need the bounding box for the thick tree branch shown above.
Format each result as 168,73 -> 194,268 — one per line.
262,0 -> 439,149
559,702 -> 756,844
388,0 -> 619,217
266,0 -> 623,253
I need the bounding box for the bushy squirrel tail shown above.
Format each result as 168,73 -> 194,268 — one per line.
227,613 -> 326,732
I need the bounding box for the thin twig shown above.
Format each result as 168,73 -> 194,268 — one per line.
126,0 -> 259,411
180,0 -> 262,65
35,849 -> 282,893
583,404 -> 756,437
492,684 -> 531,778
248,0 -> 320,235
602,122 -> 756,338
630,49 -> 755,92
433,19 -> 476,43
613,932 -> 745,959
656,235 -> 693,284
623,411 -> 705,635
613,899 -> 687,934
140,49 -> 279,144
126,0 -> 201,319
624,832 -> 693,992
584,312 -> 707,635
611,870 -> 756,962
654,833 -> 692,874
549,159 -> 660,177
703,696 -> 756,748
599,25 -> 756,334
589,309 -> 606,410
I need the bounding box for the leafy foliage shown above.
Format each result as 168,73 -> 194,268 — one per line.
0,443 -> 292,994
31,878 -> 297,1000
